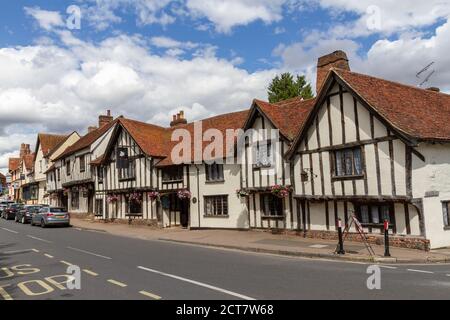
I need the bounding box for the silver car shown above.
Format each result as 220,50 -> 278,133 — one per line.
31,207 -> 70,228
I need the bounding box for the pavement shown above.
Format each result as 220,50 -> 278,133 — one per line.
3,217 -> 450,300
70,217 -> 450,264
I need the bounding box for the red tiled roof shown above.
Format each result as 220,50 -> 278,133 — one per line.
155,110 -> 249,167
22,153 -> 35,171
55,119 -> 118,160
334,68 -> 450,141
119,118 -> 170,158
8,158 -> 20,172
38,133 -> 69,157
253,97 -> 316,140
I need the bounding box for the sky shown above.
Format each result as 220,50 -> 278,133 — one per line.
1,0 -> 450,174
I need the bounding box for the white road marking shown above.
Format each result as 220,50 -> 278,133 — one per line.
379,265 -> 398,270
139,290 -> 162,300
138,266 -> 256,300
107,279 -> 127,288
44,254 -> 54,259
407,269 -> 434,274
1,227 -> 18,234
67,247 -> 112,260
83,269 -> 99,277
2,249 -> 34,255
27,235 -> 52,243
32,249 -> 40,253
309,244 -> 329,249
60,260 -> 74,266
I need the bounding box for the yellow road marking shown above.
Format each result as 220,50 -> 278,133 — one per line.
83,269 -> 98,277
44,254 -> 54,259
107,279 -> 127,288
60,261 -> 73,266
139,290 -> 161,300
0,285 -> 13,300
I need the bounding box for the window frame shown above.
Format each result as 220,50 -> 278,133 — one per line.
354,202 -> 396,232
71,191 -> 79,210
260,194 -> 284,219
205,163 -> 224,183
79,155 -> 86,173
254,140 -> 273,169
66,161 -> 71,177
118,159 -> 136,181
442,201 -> 450,229
331,146 -> 364,180
204,195 -> 229,217
162,166 -> 184,183
97,166 -> 104,184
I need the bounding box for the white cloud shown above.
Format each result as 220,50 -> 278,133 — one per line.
24,6 -> 65,31
82,0 -> 176,30
0,31 -> 277,172
150,36 -> 198,49
185,0 -> 286,33
275,17 -> 450,93
299,0 -> 450,37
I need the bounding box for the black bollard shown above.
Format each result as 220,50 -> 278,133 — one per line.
384,220 -> 391,257
337,218 -> 345,255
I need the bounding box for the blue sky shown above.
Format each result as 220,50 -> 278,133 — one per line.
0,1 -> 449,172
0,0 -> 342,72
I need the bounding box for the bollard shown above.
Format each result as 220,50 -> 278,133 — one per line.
384,220 -> 391,257
337,218 -> 345,255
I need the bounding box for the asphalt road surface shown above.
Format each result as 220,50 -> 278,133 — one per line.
1,218 -> 450,300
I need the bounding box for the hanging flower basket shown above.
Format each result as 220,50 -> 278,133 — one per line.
270,185 -> 291,199
148,191 -> 161,202
177,189 -> 192,200
236,189 -> 250,198
128,192 -> 143,204
107,194 -> 119,203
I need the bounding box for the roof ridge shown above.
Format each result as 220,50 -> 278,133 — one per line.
333,67 -> 450,97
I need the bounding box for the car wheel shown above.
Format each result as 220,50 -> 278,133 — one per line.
40,219 -> 46,228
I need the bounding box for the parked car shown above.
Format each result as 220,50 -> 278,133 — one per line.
0,204 -> 7,215
15,205 -> 42,224
2,203 -> 23,220
31,207 -> 70,228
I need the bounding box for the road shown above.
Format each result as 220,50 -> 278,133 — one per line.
1,218 -> 450,300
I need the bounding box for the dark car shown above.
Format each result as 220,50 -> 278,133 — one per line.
2,203 -> 24,220
15,205 -> 42,224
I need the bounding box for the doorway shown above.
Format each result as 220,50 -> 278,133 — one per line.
180,199 -> 190,228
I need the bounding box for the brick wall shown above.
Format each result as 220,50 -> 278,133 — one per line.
274,229 -> 430,251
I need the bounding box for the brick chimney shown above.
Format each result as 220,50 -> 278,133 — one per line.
88,126 -> 98,133
170,111 -> 188,127
317,50 -> 350,93
20,143 -> 31,157
98,110 -> 113,128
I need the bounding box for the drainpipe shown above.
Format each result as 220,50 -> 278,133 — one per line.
194,164 -> 201,228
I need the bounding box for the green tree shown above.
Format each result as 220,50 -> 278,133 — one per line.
267,73 -> 314,103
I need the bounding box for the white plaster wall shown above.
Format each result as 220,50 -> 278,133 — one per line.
413,143 -> 450,248
190,164 -> 248,229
